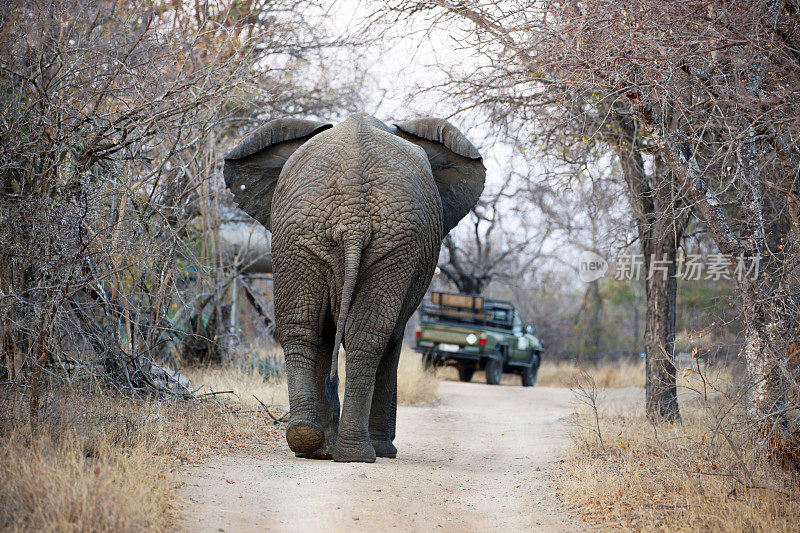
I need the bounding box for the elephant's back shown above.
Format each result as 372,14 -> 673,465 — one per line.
272,117 -> 443,253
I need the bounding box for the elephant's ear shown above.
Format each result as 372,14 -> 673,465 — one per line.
223,118 -> 332,230
394,118 -> 486,234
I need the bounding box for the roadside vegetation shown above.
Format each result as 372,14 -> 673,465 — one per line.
559,363 -> 797,531
396,349 -> 442,406
0,390 -> 273,531
536,360 -> 646,389
563,411 -> 800,531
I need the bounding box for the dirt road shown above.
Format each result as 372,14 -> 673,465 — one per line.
179,380 -> 584,532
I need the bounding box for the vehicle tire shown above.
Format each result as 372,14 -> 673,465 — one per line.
458,366 -> 475,382
485,357 -> 503,385
422,352 -> 435,370
521,357 -> 540,387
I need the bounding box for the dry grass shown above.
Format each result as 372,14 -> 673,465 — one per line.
396,348 -> 441,406
537,359 -> 647,388
0,388 -> 275,532
559,366 -> 799,532
183,364 -> 289,405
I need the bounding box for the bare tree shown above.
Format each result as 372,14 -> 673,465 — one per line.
0,0 -> 363,407
544,0 -> 800,457
438,186 -> 549,294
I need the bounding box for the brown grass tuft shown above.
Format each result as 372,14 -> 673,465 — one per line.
1,430 -> 174,532
396,348 -> 441,406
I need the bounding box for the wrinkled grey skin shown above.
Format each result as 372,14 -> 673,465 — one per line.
224,114 -> 485,462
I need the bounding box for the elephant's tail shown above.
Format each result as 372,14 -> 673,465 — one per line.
329,236 -> 363,385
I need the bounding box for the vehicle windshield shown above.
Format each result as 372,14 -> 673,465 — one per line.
422,301 -> 515,331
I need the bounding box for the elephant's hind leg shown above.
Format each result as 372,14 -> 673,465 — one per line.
370,262 -> 438,459
332,261 -> 411,463
274,254 -> 330,456
295,315 -> 340,459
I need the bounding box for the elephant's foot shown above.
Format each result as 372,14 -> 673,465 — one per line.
286,419 -> 325,454
332,440 -> 376,463
371,439 -> 397,458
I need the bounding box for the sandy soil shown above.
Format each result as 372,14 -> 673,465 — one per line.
179,379 -> 586,532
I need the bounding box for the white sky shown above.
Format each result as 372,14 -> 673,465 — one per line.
325,0 -> 514,193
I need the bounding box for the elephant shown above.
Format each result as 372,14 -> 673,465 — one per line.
223,114 -> 485,462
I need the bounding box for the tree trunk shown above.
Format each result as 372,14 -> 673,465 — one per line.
738,270 -> 800,466
643,246 -> 680,422
615,113 -> 684,422
446,272 -> 489,295
641,157 -> 684,423
585,279 -> 603,360
741,284 -> 775,418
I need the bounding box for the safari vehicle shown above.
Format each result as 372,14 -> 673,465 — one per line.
414,291 -> 543,386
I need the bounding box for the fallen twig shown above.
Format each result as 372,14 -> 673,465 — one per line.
253,395 -> 289,424
197,390 -> 236,397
